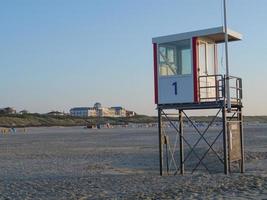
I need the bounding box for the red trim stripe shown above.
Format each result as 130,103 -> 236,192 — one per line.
153,43 -> 158,104
192,37 -> 199,103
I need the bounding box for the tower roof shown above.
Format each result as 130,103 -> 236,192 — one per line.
152,26 -> 242,44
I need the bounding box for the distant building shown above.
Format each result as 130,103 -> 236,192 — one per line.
111,107 -> 126,117
70,103 -> 130,118
70,107 -> 97,117
47,111 -> 65,116
126,110 -> 136,117
97,107 -> 115,117
94,102 -> 102,109
19,110 -> 29,115
0,107 -> 16,114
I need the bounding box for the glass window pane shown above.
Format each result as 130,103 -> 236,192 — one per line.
159,47 -> 166,62
199,42 -> 206,75
159,46 -> 176,76
181,49 -> 192,74
167,48 -> 174,63
207,43 -> 215,75
158,39 -> 192,76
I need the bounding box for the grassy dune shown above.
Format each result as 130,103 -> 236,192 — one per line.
0,114 -> 266,127
0,114 -> 157,127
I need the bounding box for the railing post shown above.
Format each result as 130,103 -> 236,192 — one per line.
215,75 -> 219,101
198,76 -> 200,102
239,78 -> 243,102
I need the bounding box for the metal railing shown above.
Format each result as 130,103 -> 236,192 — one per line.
228,75 -> 242,104
199,75 -> 224,102
198,74 -> 242,104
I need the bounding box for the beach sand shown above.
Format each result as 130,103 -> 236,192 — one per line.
0,125 -> 266,199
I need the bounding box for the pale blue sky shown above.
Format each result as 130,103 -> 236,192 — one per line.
0,0 -> 266,115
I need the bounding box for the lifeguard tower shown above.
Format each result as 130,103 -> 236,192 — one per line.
152,26 -> 244,175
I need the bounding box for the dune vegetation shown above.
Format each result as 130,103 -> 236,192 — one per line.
0,113 -> 266,128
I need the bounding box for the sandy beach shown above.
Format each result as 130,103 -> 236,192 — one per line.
0,125 -> 266,199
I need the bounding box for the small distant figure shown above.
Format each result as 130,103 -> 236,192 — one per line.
11,127 -> 16,133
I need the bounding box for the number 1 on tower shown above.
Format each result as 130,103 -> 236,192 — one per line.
172,82 -> 177,95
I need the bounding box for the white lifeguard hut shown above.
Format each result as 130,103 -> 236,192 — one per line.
152,26 -> 244,175
152,26 -> 242,105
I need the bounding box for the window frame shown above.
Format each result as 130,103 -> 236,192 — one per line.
158,39 -> 193,77
197,38 -> 217,76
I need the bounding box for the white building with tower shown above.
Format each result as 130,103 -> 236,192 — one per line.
70,103 -> 128,118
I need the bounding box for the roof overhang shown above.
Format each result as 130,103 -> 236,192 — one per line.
152,26 -> 242,44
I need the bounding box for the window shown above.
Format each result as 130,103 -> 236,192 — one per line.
159,46 -> 176,75
198,41 -> 216,76
207,43 -> 215,75
159,39 -> 192,76
198,42 -> 206,75
181,49 -> 191,74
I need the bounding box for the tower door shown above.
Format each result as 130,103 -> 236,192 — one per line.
198,40 -> 216,101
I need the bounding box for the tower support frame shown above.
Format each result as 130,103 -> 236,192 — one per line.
157,100 -> 244,175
